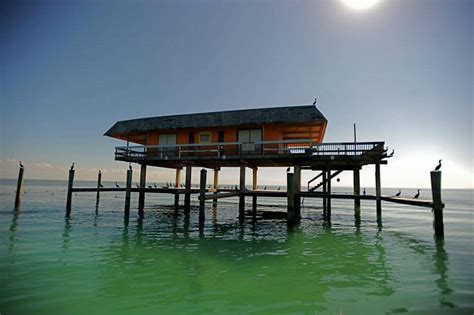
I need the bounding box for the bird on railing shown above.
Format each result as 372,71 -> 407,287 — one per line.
387,149 -> 395,158
286,167 -> 291,173
136,183 -> 140,188
19,161 -> 24,168
395,189 -> 401,197
434,159 -> 442,171
413,189 -> 420,199
148,185 -> 153,189
312,97 -> 318,105
99,183 -> 104,188
115,182 -> 120,188
263,185 -> 267,190
70,163 -> 75,171
154,183 -> 158,188
277,186 -> 281,191
363,188 -> 366,196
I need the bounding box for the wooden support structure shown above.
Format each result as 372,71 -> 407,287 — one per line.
375,162 -> 382,223
184,166 -> 192,210
96,171 -> 102,204
326,170 -> 332,220
431,171 -> 444,237
213,168 -> 219,208
322,171 -> 327,217
124,168 -> 132,214
239,165 -> 246,221
199,169 -> 207,224
287,172 -> 295,224
14,166 -> 24,209
252,168 -> 258,217
174,168 -> 181,207
293,165 -> 301,220
66,168 -> 75,216
138,164 -> 147,213
353,168 -> 361,217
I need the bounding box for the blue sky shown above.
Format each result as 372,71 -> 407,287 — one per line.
1,0 -> 472,188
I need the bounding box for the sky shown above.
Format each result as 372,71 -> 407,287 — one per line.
0,0 -> 472,189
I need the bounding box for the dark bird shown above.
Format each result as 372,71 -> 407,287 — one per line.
129,164 -> 132,171
136,183 -> 140,188
383,147 -> 388,153
99,183 -> 104,188
277,186 -> 281,191
286,167 -> 291,173
19,161 -> 24,168
388,149 -> 395,158
312,97 -> 318,105
234,185 -> 239,191
413,189 -> 420,199
148,185 -> 153,189
434,159 -> 442,171
154,183 -> 158,188
336,178 -> 340,182
115,182 -> 120,188
263,185 -> 267,190
363,188 -> 366,196
395,189 -> 401,197
70,162 -> 75,170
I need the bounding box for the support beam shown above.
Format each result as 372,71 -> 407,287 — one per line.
174,168 -> 181,208
124,168 -> 132,214
353,168 -> 361,217
66,168 -> 75,216
138,164 -> 147,214
14,165 -> 24,209
96,171 -> 102,205
184,166 -> 192,211
287,172 -> 295,224
252,168 -> 258,217
375,162 -> 382,223
293,165 -> 301,220
322,171 -> 327,217
239,165 -> 246,221
213,168 -> 219,208
199,169 -> 207,224
431,171 -> 444,237
327,170 -> 332,220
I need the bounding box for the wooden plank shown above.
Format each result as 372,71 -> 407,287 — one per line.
202,191 -> 240,200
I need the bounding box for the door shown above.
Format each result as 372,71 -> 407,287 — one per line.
159,133 -> 177,157
238,129 -> 262,154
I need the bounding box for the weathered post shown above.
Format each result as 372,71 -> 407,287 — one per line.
174,168 -> 181,208
287,172 -> 295,224
431,171 -> 444,237
66,168 -> 75,216
252,168 -> 258,217
212,168 -> 219,208
96,170 -> 102,204
14,165 -> 24,209
327,170 -> 332,220
353,168 -> 361,218
124,167 -> 133,214
138,164 -> 147,215
375,162 -> 382,224
184,166 -> 192,211
199,169 -> 207,224
239,165 -> 246,221
322,170 -> 327,217
293,165 -> 301,221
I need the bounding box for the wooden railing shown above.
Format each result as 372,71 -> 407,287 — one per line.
115,140 -> 384,161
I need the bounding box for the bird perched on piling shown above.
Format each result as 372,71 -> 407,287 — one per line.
70,163 -> 75,170
387,150 -> 394,158
434,159 -> 442,171
19,161 -> 24,168
395,189 -> 401,197
154,183 -> 158,188
363,188 -> 366,196
115,182 -> 120,188
413,189 -> 420,199
312,97 -> 318,105
129,164 -> 132,171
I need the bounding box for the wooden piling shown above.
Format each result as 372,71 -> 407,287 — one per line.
14,166 -> 24,208
96,171 -> 102,204
174,168 -> 181,208
431,171 -> 444,236
326,170 -> 332,220
184,166 -> 192,210
199,169 -> 207,224
322,171 -> 327,217
66,169 -> 75,216
287,172 -> 295,224
252,168 -> 257,216
375,162 -> 382,223
138,164 -> 147,213
353,168 -> 361,216
239,165 -> 246,220
293,165 -> 301,220
124,168 -> 132,214
213,168 -> 219,208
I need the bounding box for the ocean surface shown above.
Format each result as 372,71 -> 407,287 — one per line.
0,179 -> 473,314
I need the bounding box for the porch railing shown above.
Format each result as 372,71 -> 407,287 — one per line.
115,140 -> 384,161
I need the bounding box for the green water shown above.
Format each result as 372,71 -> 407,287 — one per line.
1,180 -> 473,314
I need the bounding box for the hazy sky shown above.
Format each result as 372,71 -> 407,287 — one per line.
1,0 -> 472,188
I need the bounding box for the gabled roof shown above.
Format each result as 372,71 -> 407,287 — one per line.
104,104 -> 327,137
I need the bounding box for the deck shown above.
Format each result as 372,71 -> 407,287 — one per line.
114,140 -> 387,169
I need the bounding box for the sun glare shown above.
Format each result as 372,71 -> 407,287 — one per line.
341,0 -> 380,10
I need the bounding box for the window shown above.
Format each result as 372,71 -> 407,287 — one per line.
199,131 -> 212,144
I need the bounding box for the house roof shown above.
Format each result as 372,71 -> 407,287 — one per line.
104,104 -> 327,137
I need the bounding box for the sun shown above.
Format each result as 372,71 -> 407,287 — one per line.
341,0 -> 381,10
